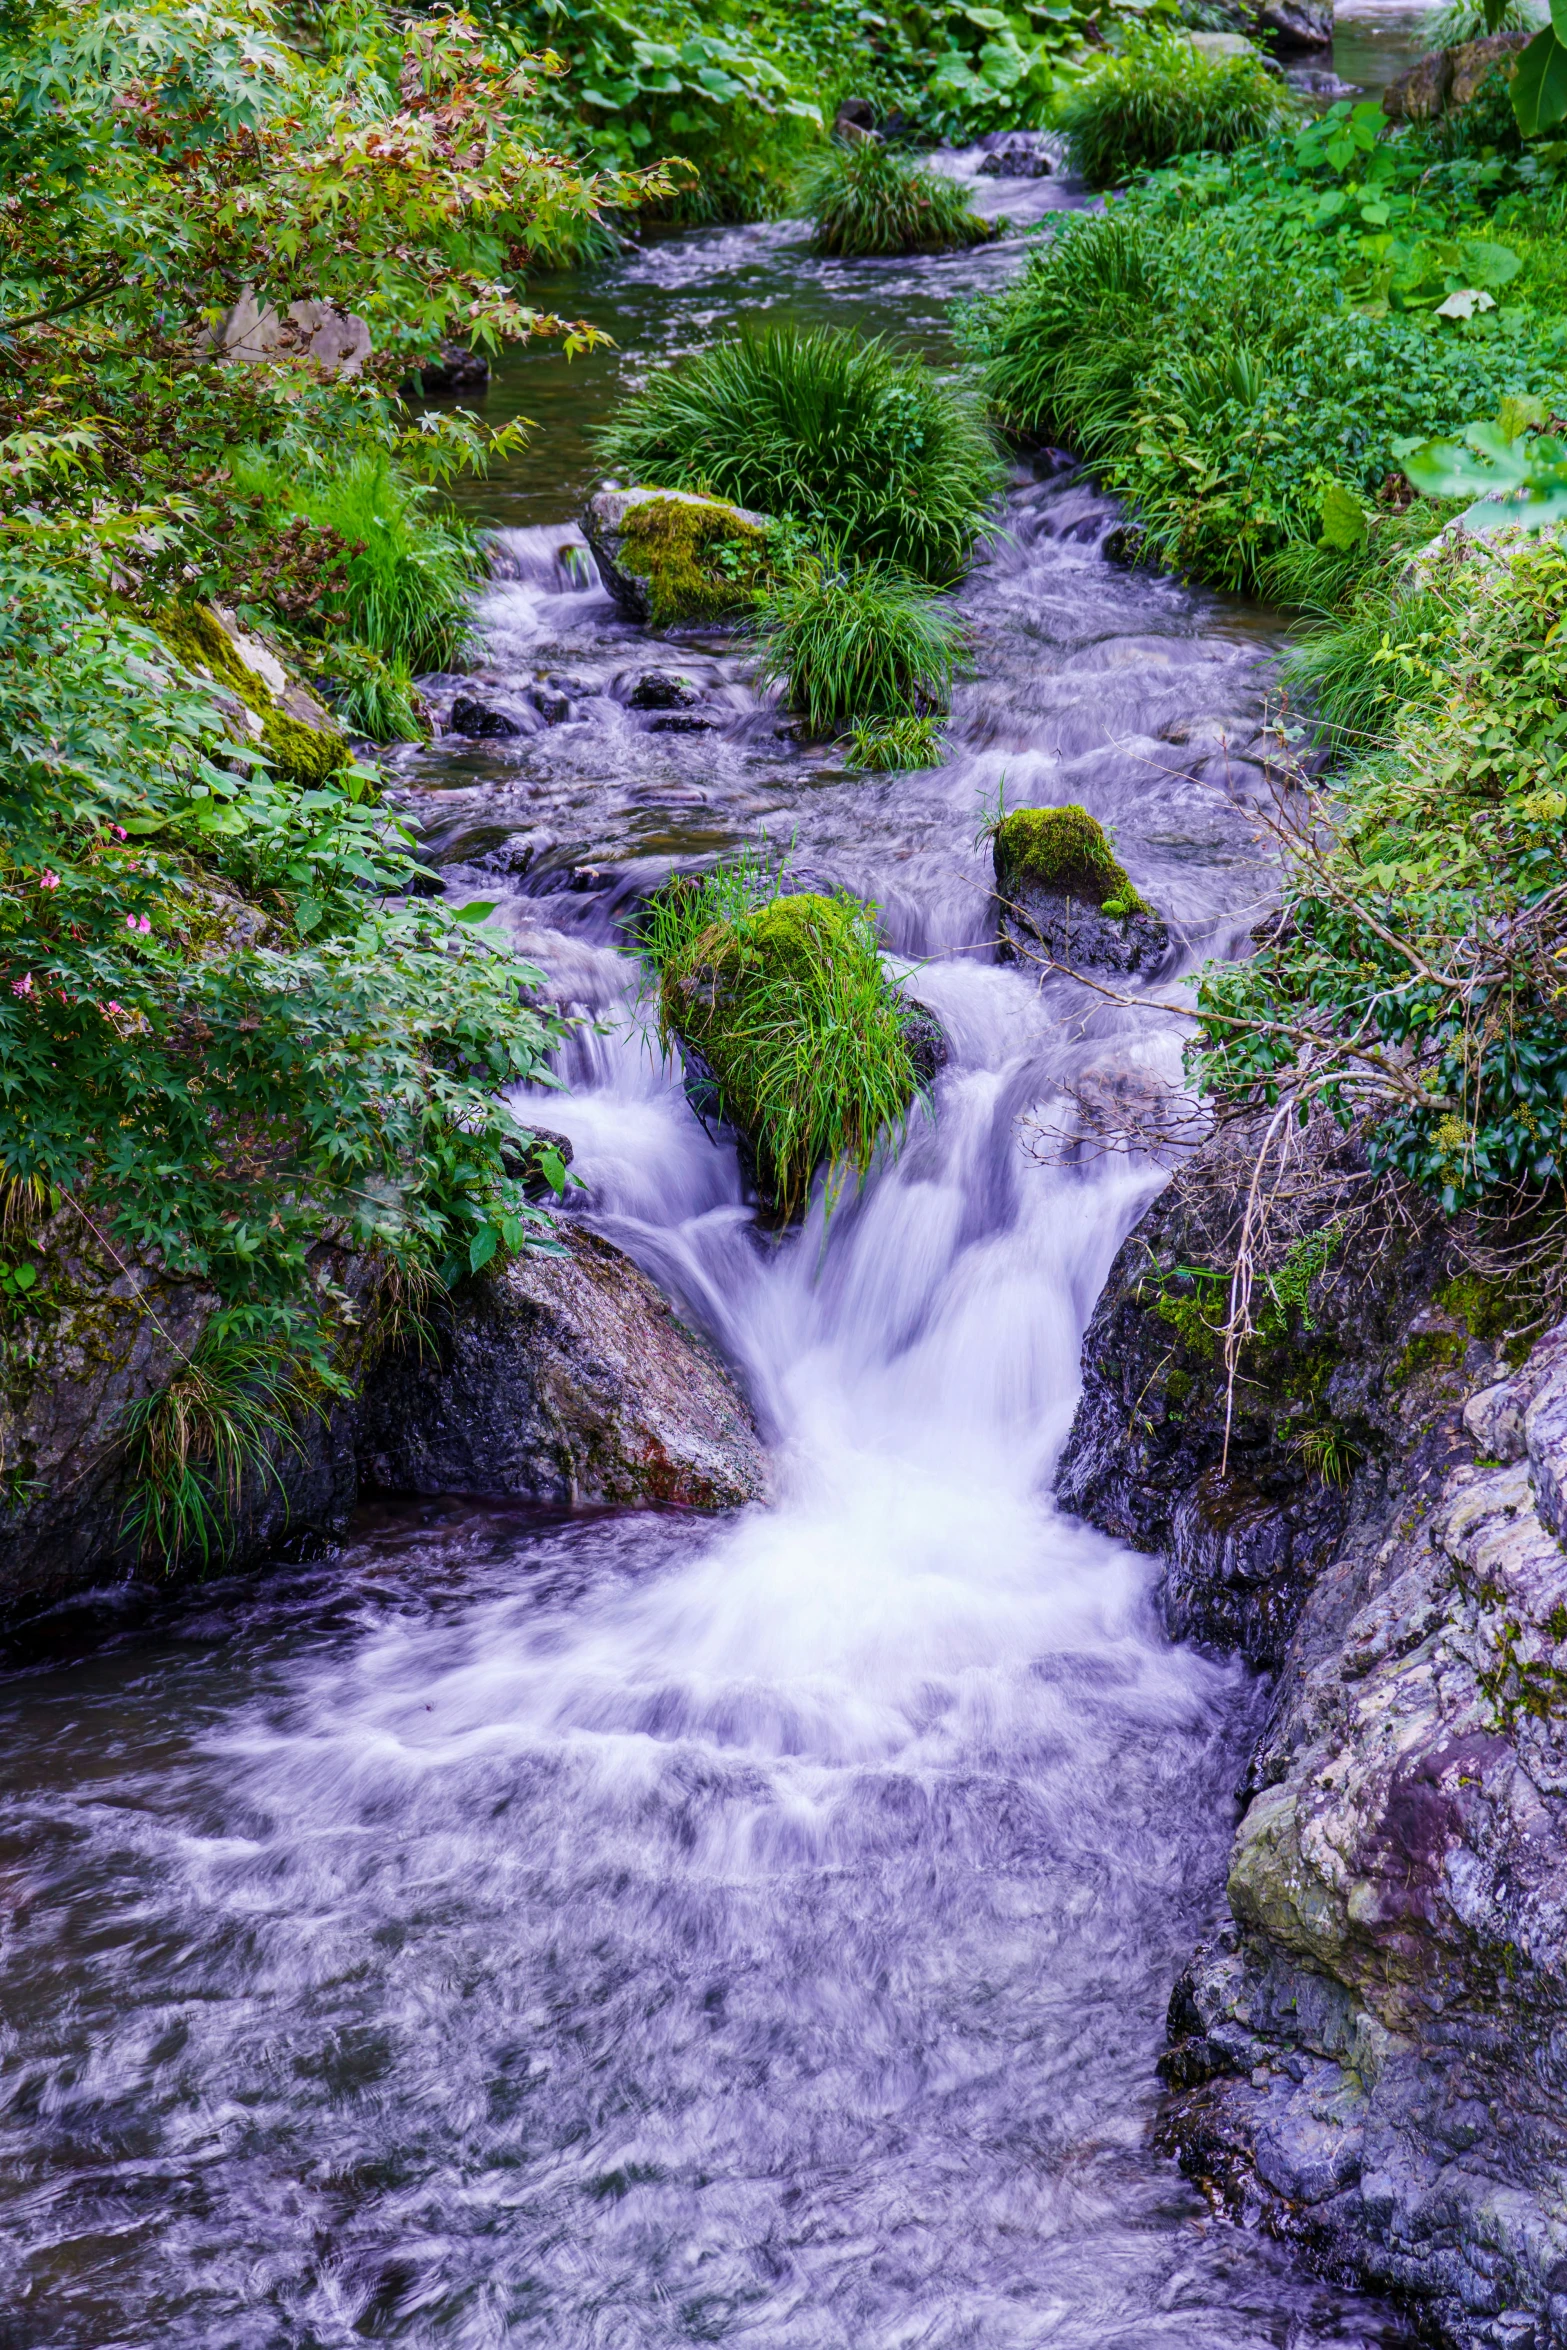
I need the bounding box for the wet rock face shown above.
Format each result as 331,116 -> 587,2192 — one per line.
357,1225 -> 768,1511
1382,31 -> 1528,119
1063,1109 -> 1567,2343
992,802 -> 1170,977
0,1218 -> 764,1628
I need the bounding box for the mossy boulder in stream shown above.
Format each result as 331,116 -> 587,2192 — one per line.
646,878 -> 941,1221
156,600 -> 350,785
993,803 -> 1168,975
583,486 -> 774,627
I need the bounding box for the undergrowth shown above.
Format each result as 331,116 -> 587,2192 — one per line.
1053,29 -> 1294,187
595,325 -> 1004,582
804,137 -> 995,255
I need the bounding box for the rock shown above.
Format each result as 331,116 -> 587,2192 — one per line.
415,342 -> 490,395
1448,29 -> 1530,106
647,711 -> 719,734
582,486 -> 774,628
0,1209 -> 764,1628
208,286 -> 372,379
834,97 -> 877,141
977,133 -> 1053,178
993,803 -> 1169,977
1187,30 -> 1263,60
355,1225 -> 768,1510
901,1001 -> 949,1087
630,669 -> 701,709
155,601 -> 348,784
449,694 -> 524,739
1061,1102 -> 1567,2345
1102,522 -> 1147,566
1253,0 -> 1331,49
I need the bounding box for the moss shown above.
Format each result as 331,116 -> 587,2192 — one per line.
992,804 -> 1149,917
1390,1327 -> 1469,1387
156,601 -> 349,786
618,495 -> 773,627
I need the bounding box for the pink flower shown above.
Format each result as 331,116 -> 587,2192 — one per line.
11,973 -> 32,998
104,1001 -> 122,1016
109,825 -> 127,841
125,913 -> 150,934
39,870 -> 59,891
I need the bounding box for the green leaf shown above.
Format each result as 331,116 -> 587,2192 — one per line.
454,900 -> 499,924
537,1144 -> 569,1196
1512,23 -> 1567,137
1318,481 -> 1368,550
1498,393 -> 1548,442
469,1224 -> 498,1273
1457,239 -> 1522,289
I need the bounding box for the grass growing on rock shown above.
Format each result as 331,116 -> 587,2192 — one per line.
992,805 -> 1147,915
804,137 -> 996,256
1053,29 -> 1293,187
756,558 -> 969,737
640,859 -> 926,1219
595,325 -> 1003,582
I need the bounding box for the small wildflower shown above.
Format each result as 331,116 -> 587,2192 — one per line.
109,825 -> 127,841
39,870 -> 60,891
11,972 -> 33,997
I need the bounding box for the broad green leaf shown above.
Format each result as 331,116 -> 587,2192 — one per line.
1319,481 -> 1367,550
455,900 -> 499,924
469,1224 -> 498,1273
1457,239 -> 1522,288
1512,23 -> 1567,137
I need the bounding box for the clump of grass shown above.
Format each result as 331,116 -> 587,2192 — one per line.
804,138 -> 996,257
991,803 -> 1147,915
306,640 -> 428,742
230,449 -> 483,673
119,1324 -> 334,1570
1422,0 -> 1540,40
846,713 -> 946,770
1053,31 -> 1294,187
640,857 -> 925,1219
756,558 -> 969,737
594,325 -> 1003,583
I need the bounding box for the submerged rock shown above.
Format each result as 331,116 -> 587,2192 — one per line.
629,669 -> 701,709
977,133 -> 1053,178
448,693 -> 524,738
992,803 -> 1168,976
356,1226 -> 767,1510
582,486 -> 774,628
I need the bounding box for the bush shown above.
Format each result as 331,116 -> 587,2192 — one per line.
1053,31 -> 1293,187
231,451 -> 483,675
1194,530 -> 1567,1213
641,861 -> 924,1218
756,558 -> 969,737
804,137 -> 996,256
961,142 -> 1567,593
595,326 -> 1004,582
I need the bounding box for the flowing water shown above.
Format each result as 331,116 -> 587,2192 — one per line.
0,134 -> 1433,2350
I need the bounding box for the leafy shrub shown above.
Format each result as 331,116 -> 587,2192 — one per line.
1194,532 -> 1567,1212
1052,31 -> 1293,187
960,124 -> 1567,592
804,137 -> 995,256
231,451 -> 483,675
0,558 -> 561,1360
756,559 -> 969,736
640,860 -> 924,1218
595,326 -> 1004,582
1423,0 -> 1541,42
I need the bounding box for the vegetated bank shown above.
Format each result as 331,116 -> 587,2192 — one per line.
0,0 -> 779,1608
981,37 -> 1567,2345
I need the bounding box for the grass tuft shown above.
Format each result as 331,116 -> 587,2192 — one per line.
845,712 -> 947,770
1052,31 -> 1294,187
639,855 -> 926,1219
119,1324 -> 333,1570
756,558 -> 969,737
594,325 -> 1003,583
803,138 -> 997,257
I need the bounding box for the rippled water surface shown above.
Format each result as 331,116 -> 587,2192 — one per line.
0,152 -> 1423,2350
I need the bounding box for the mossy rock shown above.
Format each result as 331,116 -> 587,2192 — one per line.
993,803 -> 1169,977
156,600 -> 350,786
583,486 -> 774,628
656,885 -> 937,1220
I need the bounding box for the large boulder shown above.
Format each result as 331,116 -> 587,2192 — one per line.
1253,0 -> 1332,50
1383,30 -> 1528,118
356,1224 -> 767,1510
992,803 -> 1169,976
582,485 -> 774,628
208,286 -> 373,378
0,1212 -> 766,1629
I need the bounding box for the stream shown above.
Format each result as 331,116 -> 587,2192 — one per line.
0,22 -> 1431,2345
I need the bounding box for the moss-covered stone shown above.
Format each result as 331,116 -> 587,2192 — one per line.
583,486 -> 774,628
156,601 -> 350,785
993,803 -> 1147,916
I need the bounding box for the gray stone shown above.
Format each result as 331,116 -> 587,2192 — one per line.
582,485 -> 772,626
996,878 -> 1169,976
209,287 -> 373,378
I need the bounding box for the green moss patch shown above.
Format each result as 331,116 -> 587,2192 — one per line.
993,804 -> 1148,917
618,496 -> 773,627
642,866 -> 924,1220
157,601 -> 349,786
